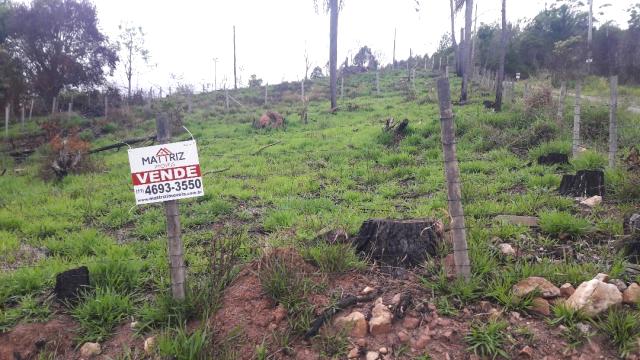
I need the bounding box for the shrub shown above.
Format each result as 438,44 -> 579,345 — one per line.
465,319 -> 509,359
157,326 -> 210,360
303,243 -> 365,273
572,150 -> 606,171
524,86 -> 553,118
597,308 -> 640,357
539,211 -> 591,237
606,168 -> 640,202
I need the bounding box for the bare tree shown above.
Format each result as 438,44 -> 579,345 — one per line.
118,24 -> 149,100
233,25 -> 238,90
460,0 -> 473,102
495,0 -> 507,111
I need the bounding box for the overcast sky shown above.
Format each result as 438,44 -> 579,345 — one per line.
87,0 -> 635,92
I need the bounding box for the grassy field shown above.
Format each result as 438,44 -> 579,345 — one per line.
1,69 -> 640,358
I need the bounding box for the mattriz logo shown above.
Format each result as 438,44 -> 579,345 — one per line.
141,147 -> 186,165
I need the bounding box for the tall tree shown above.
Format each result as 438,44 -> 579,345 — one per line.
315,0 -> 342,110
118,24 -> 149,100
6,0 -> 117,108
460,0 -> 473,102
495,0 -> 507,111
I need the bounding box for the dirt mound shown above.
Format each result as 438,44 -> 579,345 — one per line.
0,316 -> 77,360
254,111 -> 285,129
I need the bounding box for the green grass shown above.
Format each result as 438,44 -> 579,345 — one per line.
157,326 -> 211,360
597,308 -> 640,357
72,287 -> 133,343
539,211 -> 591,237
302,243 -> 365,273
465,319 -> 510,359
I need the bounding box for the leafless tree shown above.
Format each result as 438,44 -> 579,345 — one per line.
118,24 -> 149,100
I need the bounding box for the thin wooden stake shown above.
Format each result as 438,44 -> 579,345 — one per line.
28,99 -> 34,122
572,80 -> 582,158
608,75 -> 618,168
436,77 -> 471,279
156,113 -> 186,300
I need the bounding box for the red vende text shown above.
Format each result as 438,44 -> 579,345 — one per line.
132,165 -> 201,185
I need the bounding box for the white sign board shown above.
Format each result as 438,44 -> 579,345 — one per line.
128,140 -> 204,205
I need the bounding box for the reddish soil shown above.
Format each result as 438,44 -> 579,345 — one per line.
0,315 -> 77,360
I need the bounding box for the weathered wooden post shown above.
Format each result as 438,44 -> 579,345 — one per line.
156,114 -> 187,300
28,98 -> 34,122
557,81 -> 567,126
523,82 -> 529,100
436,77 -> 471,279
608,75 -> 618,168
376,71 -> 380,96
225,87 -> 230,110
301,80 -> 305,103
572,81 -> 582,158
20,104 -> 25,131
4,104 -> 8,139
340,75 -> 344,101
264,84 -> 268,106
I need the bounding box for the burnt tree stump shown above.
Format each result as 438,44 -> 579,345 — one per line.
54,266 -> 90,302
537,153 -> 569,166
353,219 -> 442,266
558,170 -> 605,197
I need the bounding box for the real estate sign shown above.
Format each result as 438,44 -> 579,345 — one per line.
128,140 -> 204,205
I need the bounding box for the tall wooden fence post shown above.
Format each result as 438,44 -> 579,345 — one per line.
436,77 -> 471,279
4,104 -> 8,139
264,84 -> 268,106
156,114 -> 187,300
608,75 -> 618,168
340,76 -> 344,101
572,81 -> 582,158
28,98 -> 34,122
20,104 -> 25,131
557,81 -> 567,126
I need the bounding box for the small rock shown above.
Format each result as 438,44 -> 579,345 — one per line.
356,338 -> 367,347
560,283 -> 575,298
347,347 -> 360,359
402,316 -> 420,329
510,311 -> 521,323
440,329 -> 455,341
519,345 -> 534,358
498,243 -> 516,256
80,342 -> 101,358
531,297 -> 551,316
273,305 -> 287,323
576,322 -> 592,336
130,321 -> 139,330
435,317 -> 451,327
379,347 -> 388,354
580,195 -> 602,208
566,279 -> 622,316
335,311 -> 368,338
366,351 -> 380,360
268,323 -> 278,331
623,283 -> 640,305
391,293 -> 402,306
144,336 -> 156,355
512,276 -> 561,299
369,301 -> 393,336
412,334 -> 429,350
478,300 -> 494,313
594,273 -> 609,282
362,286 -> 375,295
398,330 -> 411,342
609,279 -> 627,292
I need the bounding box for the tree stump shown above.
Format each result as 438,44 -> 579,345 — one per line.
537,153 -> 569,166
353,219 -> 442,267
54,266 -> 90,302
619,214 -> 640,263
558,170 -> 605,197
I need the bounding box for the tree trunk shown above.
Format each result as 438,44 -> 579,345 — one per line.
392,28 -> 397,69
449,0 -> 457,48
572,80 -> 582,158
608,75 -> 618,168
436,77 -> 471,279
233,25 -> 238,90
460,0 -> 473,103
495,0 -> 507,111
457,28 -> 464,77
557,81 -> 567,126
329,0 -> 338,110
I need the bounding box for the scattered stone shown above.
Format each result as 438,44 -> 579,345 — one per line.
397,330 -> 411,342
144,336 -> 156,356
576,322 -> 592,336
498,243 -> 517,256
54,266 -> 90,302
335,311 -> 368,338
130,321 -> 139,330
347,347 -> 360,359
519,345 -> 534,358
580,195 -> 602,208
510,311 -> 522,323
379,347 -> 388,354
370,301 -> 393,336
79,342 -> 101,358
512,276 -> 561,299
560,283 -> 576,298
362,286 -> 375,295
610,279 -> 627,292
402,316 -> 420,329
531,297 -> 551,316
623,283 -> 640,305
566,279 -> 622,316
495,215 -> 539,227
356,338 -> 367,347
440,329 -> 455,341
594,273 -> 609,282
412,334 -> 429,350
391,293 -> 402,306
366,351 -> 380,360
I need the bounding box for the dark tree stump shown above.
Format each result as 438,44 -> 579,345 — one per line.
619,214 -> 640,263
54,266 -> 90,302
558,170 -> 605,197
353,219 -> 442,266
537,153 -> 569,166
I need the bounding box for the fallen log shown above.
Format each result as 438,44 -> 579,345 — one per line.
87,135 -> 156,154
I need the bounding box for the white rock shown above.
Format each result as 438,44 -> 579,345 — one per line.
566,279 -> 622,317
594,273 -> 609,282
369,301 -> 393,336
580,195 -> 602,207
366,351 -> 380,360
362,286 -> 375,295
130,321 -> 139,330
79,342 -> 101,358
512,276 -> 560,299
498,243 -> 516,256
144,336 -> 157,355
334,311 -> 368,338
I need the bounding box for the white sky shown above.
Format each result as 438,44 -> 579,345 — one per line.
86,0 -> 635,92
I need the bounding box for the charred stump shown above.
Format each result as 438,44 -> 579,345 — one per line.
54,266 -> 90,303
558,170 -> 605,197
353,219 -> 442,267
537,153 -> 569,166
